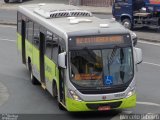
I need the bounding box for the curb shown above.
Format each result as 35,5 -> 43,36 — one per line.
139,38 -> 160,43
0,21 -> 17,26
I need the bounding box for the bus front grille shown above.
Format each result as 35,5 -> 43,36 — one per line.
86,101 -> 122,110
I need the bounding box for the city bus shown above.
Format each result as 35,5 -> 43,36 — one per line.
17,3 -> 142,111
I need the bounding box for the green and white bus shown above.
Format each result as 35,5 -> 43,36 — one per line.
17,3 -> 142,111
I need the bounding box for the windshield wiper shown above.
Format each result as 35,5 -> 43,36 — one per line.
120,48 -> 125,83
108,45 -> 122,65
83,47 -> 96,62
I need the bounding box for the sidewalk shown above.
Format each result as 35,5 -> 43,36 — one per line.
0,2 -> 112,14
0,0 -> 159,43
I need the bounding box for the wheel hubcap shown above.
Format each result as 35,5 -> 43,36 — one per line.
123,22 -> 130,29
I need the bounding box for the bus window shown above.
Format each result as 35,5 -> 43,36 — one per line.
25,20 -> 29,40
70,50 -> 103,82
70,47 -> 133,87
33,23 -> 40,48
28,21 -> 34,43
51,34 -> 59,64
45,32 -> 59,63
45,31 -> 53,59
17,12 -> 21,34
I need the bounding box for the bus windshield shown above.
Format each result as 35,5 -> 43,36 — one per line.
70,47 -> 133,88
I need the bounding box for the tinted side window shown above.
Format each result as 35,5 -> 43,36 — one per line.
28,21 -> 34,43
25,20 -> 29,40
17,12 -> 21,34
52,34 -> 59,64
59,37 -> 66,53
45,31 -> 53,59
33,23 -> 40,48
45,32 -> 59,64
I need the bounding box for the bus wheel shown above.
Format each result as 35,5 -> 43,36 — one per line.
122,18 -> 132,30
30,70 -> 40,85
4,0 -> 9,3
52,81 -> 57,98
29,63 -> 40,85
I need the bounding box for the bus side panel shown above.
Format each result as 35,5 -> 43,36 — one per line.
32,46 -> 40,81
25,40 -> 33,65
44,56 -> 59,94
17,32 -> 25,64
44,56 -> 58,81
17,33 -> 22,52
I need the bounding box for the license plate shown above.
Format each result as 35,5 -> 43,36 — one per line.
98,106 -> 111,111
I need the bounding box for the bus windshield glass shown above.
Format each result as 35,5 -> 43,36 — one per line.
70,47 -> 133,88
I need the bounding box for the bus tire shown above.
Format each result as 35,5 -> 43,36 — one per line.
52,81 -> 57,98
29,63 -> 40,85
122,18 -> 132,30
4,0 -> 9,3
30,71 -> 39,85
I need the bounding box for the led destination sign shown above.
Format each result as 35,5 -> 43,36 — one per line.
76,36 -> 124,46
69,34 -> 131,49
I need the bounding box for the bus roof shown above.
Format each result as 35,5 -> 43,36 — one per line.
18,3 -> 129,39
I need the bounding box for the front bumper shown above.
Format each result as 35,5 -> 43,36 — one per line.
65,94 -> 136,112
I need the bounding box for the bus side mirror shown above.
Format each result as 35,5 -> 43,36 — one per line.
134,47 -> 143,64
129,30 -> 137,46
58,52 -> 66,69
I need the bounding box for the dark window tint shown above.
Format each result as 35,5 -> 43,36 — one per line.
33,23 -> 40,48
28,21 -> 34,43
59,37 -> 65,53
52,33 -> 59,64
45,31 -> 53,59
25,20 -> 29,40
17,12 -> 22,34
45,31 -> 59,63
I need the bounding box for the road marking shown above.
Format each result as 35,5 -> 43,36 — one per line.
0,38 -> 16,42
137,101 -> 160,107
0,24 -> 16,29
138,40 -> 160,46
143,62 -> 160,67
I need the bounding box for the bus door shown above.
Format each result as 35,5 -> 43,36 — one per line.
113,0 -> 133,19
39,32 -> 46,86
59,68 -> 65,104
59,45 -> 66,105
21,20 -> 26,64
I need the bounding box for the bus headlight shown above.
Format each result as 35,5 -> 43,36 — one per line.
126,87 -> 135,98
68,90 -> 82,102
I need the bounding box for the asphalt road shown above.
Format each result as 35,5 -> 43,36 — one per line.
0,2 -> 160,119
0,23 -> 160,120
